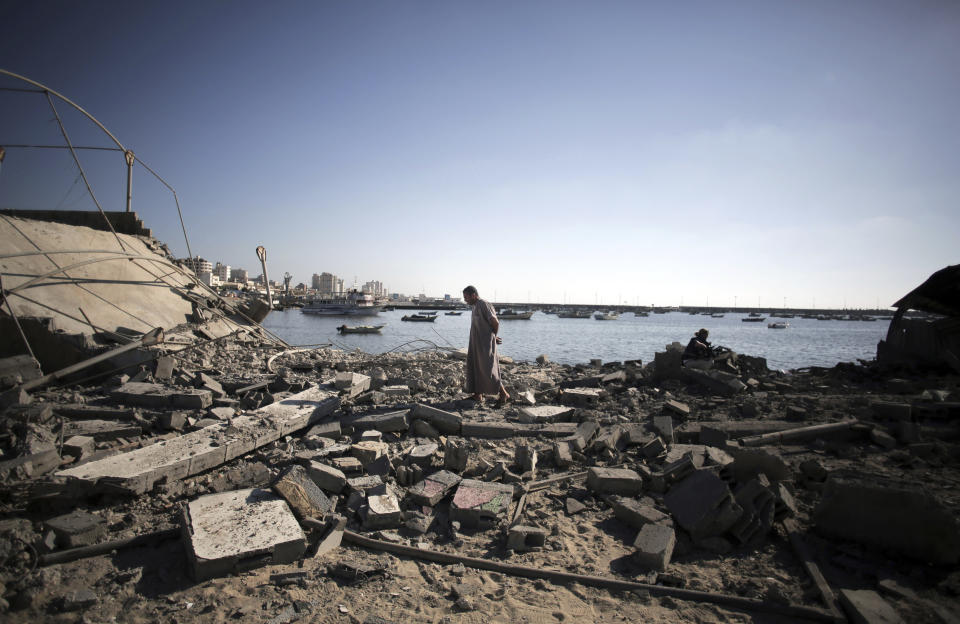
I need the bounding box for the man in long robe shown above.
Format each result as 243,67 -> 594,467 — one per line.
462,285 -> 509,403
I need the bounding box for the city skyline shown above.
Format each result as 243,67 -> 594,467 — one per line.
1,2 -> 957,309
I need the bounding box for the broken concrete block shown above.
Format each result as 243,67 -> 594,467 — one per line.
111,382 -> 212,409
869,428 -> 898,449
331,456 -> 363,473
335,372 -> 371,398
153,355 -> 175,380
195,372 -> 225,398
798,458 -> 828,482
592,425 -> 625,453
58,387 -> 339,494
517,405 -> 575,424
728,447 -> 791,483
412,404 -> 462,434
642,436 -> 666,460
408,470 -> 462,505
0,354 -> 42,387
306,461 -> 347,494
182,488 -> 306,581
364,493 -> 402,530
351,441 -> 388,466
870,401 -> 912,422
407,443 -> 438,468
349,410 -> 409,433
347,475 -> 384,494
611,497 -> 670,530
664,470 -> 744,541
444,438 -> 469,472
412,419 -> 440,438
507,525 -> 548,551
272,465 -> 334,519
564,420 -> 599,452
382,385 -> 410,397
813,476 -> 960,565
633,523 -> 676,571
515,445 -> 537,476
731,478 -> 776,544
561,387 -> 602,407
46,510 -> 106,548
653,415 -> 674,443
450,479 -> 515,528
664,400 -> 690,418
60,588 -> 97,611
62,435 -> 95,458
359,429 -> 383,443
839,589 -> 905,624
552,441 -> 573,468
586,467 -> 643,496
62,419 -> 141,441
461,421 -> 518,439
0,449 -> 60,480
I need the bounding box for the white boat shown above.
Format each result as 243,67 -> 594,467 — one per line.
302,290 -> 381,316
558,309 -> 591,318
594,311 -> 620,320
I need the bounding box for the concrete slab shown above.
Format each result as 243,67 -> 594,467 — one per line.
305,462 -> 347,493
450,479 -> 515,528
111,382 -> 212,409
839,589 -> 905,624
182,488 -> 306,581
664,470 -> 743,540
462,421 -> 519,439
57,387 -> 338,494
611,497 -> 671,530
335,372 -> 371,398
412,404 -> 463,434
347,410 -> 409,433
561,387 -> 602,407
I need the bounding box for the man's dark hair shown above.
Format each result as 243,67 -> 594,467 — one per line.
463,285 -> 478,296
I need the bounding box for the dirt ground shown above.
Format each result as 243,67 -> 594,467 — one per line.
2,338 -> 960,623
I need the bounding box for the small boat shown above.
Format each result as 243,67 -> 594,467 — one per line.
742,316 -> 766,322
445,311 -> 462,316
594,311 -> 620,320
498,309 -> 533,320
337,324 -> 385,334
767,322 -> 789,329
382,306 -> 395,312
402,314 -> 436,322
558,309 -> 592,318
711,313 -> 725,318
635,311 -> 650,317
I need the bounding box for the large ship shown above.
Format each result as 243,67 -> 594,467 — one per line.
301,290 -> 381,316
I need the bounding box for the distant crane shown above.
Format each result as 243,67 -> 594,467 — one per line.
283,272 -> 292,305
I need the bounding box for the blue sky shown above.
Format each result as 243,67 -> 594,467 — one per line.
1,1 -> 957,308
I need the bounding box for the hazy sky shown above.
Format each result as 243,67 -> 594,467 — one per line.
1,1 -> 957,308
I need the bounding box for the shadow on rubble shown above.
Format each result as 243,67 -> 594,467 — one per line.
113,537 -> 193,599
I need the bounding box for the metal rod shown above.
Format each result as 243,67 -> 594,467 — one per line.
125,150 -> 135,213
342,531 -> 838,622
738,420 -> 859,447
0,144 -> 123,151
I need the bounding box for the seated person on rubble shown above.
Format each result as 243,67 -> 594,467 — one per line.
682,328 -> 715,369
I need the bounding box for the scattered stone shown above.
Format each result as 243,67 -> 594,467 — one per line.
507,525 -> 548,551
664,400 -> 690,418
611,497 -> 670,530
62,435 -> 95,458
364,492 -> 402,530
412,404 -> 462,434
46,510 -> 106,548
407,443 -> 438,468
450,479 -> 515,528
565,498 -> 587,515
633,523 -> 675,571
664,470 -> 743,541
272,465 -> 334,519
60,588 -> 97,611
444,438 -> 469,472
586,467 -> 643,496
306,461 -> 347,494
838,588 -> 905,624
408,470 -> 462,506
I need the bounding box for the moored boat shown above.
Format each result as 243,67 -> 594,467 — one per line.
767,322 -> 789,329
402,314 -> 436,322
498,309 -> 533,320
742,316 -> 766,322
594,311 -> 620,320
302,290 -> 381,316
337,324 -> 385,334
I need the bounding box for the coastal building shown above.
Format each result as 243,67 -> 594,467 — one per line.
213,262 -> 230,283
230,268 -> 248,284
362,280 -> 385,298
179,256 -> 212,276
314,272 -> 343,296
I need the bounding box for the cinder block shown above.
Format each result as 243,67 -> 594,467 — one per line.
306,461 -> 347,494
272,465 -> 333,519
63,435 -> 95,458
408,470 -> 462,506
407,443 -> 438,468
553,441 -> 573,468
347,475 -> 384,494
351,441 -> 388,465
335,372 -> 371,398
586,467 -> 643,496
349,410 -> 409,433
561,387 -> 602,407
633,523 -> 676,571
182,488 -> 306,581
450,479 -> 514,528
565,420 -> 599,452
364,493 -> 401,530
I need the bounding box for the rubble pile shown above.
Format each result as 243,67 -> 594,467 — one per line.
2,337 -> 960,623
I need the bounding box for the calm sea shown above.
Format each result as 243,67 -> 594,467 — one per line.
261,309 -> 890,372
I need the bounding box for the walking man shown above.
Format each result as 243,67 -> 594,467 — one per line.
462,285 -> 510,404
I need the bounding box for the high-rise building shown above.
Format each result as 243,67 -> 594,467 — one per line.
315,272 -> 342,296
179,256 -> 212,276
362,280 -> 385,297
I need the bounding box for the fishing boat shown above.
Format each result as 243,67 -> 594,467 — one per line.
402,314 -> 436,322
498,309 -> 533,320
711,313 -> 725,318
445,311 -> 462,316
742,316 -> 766,322
767,322 -> 789,329
337,324 -> 385,334
635,311 -> 650,317
302,290 -> 381,316
594,311 -> 620,320
557,309 -> 592,318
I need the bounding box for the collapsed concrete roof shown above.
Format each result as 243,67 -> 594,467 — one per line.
892,263 -> 960,317
0,213 -> 272,376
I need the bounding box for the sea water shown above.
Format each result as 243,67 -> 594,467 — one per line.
262,309 -> 889,372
